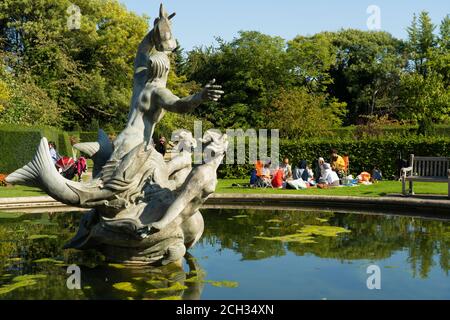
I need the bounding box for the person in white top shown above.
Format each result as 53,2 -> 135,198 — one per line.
318,157 -> 326,178
321,163 -> 340,186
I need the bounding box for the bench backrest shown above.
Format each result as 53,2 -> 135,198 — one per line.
410,154 -> 450,177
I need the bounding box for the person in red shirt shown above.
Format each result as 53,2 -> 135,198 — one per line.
271,169 -> 284,188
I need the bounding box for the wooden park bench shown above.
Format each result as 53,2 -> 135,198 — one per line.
401,154 -> 450,199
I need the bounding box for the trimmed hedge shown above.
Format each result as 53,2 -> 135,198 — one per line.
0,125 -> 73,173
218,136 -> 450,179
2,125 -> 449,180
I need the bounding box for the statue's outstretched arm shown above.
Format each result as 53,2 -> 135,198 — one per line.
156,79 -> 224,114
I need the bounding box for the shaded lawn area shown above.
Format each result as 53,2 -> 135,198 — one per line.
216,179 -> 449,197
0,180 -> 447,199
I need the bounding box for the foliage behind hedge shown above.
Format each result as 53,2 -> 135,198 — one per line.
218,136 -> 450,179
79,132 -> 99,144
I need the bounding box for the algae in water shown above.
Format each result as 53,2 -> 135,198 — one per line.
0,274 -> 48,296
254,225 -> 350,243
145,282 -> 187,293
28,234 -> 57,240
207,280 -> 239,288
112,282 -> 137,293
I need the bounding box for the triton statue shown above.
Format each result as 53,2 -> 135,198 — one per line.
6,4 -> 227,266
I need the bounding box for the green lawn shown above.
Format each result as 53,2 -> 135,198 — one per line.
216,179 -> 449,197
0,179 -> 448,199
0,185 -> 46,198
0,171 -> 92,198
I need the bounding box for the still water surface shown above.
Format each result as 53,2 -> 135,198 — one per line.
0,209 -> 449,299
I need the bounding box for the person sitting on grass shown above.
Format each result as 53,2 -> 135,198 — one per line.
285,160 -> 315,190
314,157 -> 326,181
254,161 -> 272,187
262,162 -> 271,179
250,160 -> 264,187
330,149 -> 346,179
255,160 -> 264,177
318,163 -> 340,188
249,169 -> 258,186
294,160 -> 314,182
280,157 -> 293,181
271,168 -> 284,188
372,166 -> 383,183
305,165 -> 315,186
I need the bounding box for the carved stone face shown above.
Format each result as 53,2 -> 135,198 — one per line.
172,130 -> 197,152
153,5 -> 177,52
201,131 -> 229,164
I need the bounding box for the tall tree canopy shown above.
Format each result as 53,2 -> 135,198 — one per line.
0,0 -> 198,131
182,12 -> 449,136
1,4 -> 448,137
184,31 -> 294,129
398,12 -> 450,129
0,0 -> 149,128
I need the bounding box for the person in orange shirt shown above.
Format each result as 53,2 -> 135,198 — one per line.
255,160 -> 264,177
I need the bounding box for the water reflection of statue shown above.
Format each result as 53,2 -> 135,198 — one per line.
80,252 -> 205,300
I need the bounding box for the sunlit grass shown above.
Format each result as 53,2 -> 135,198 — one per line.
216,179 -> 449,197
0,179 -> 447,199
0,185 -> 46,198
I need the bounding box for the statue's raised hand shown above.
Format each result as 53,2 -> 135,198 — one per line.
200,79 -> 224,102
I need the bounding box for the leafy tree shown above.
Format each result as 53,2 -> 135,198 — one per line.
428,15 -> 450,86
286,33 -> 336,92
438,15 -> 450,50
184,31 -> 293,129
0,0 -> 148,129
0,79 -> 11,114
0,52 -> 61,127
397,72 -> 450,129
406,11 -> 436,76
0,0 -> 208,133
1,3 -> 448,133
326,29 -> 406,124
401,12 -> 449,131
267,87 -> 346,138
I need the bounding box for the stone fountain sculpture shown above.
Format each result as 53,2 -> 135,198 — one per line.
6,4 -> 227,266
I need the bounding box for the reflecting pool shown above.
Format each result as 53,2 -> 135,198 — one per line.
0,209 -> 449,299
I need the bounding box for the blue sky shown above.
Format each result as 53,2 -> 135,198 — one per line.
120,0 -> 450,51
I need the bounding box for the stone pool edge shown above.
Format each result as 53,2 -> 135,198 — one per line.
0,194 -> 449,218
204,193 -> 450,219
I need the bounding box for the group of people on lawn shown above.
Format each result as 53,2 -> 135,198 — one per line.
250,149 -> 376,190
